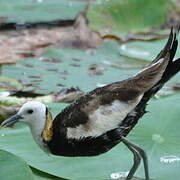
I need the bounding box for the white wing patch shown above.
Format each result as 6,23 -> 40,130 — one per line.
67,96 -> 142,139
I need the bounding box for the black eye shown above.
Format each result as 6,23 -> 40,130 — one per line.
27,109 -> 33,114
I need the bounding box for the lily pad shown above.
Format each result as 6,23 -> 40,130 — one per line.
119,38 -> 180,61
0,0 -> 87,23
0,149 -> 33,180
87,0 -> 170,35
32,168 -> 66,180
0,95 -> 180,180
2,41 -> 140,95
2,39 -> 180,97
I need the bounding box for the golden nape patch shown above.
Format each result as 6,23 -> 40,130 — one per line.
42,111 -> 53,141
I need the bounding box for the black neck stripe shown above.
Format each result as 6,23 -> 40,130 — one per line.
45,106 -> 48,116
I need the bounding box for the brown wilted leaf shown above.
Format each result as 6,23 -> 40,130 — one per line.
55,13 -> 103,49
0,13 -> 103,65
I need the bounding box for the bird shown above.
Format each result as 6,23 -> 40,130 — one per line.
1,27 -> 180,180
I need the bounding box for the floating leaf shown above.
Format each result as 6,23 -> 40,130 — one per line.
119,39 -> 180,61
87,0 -> 170,36
0,150 -> 33,180
0,95 -> 180,180
2,39 -> 180,97
32,168 -> 65,180
0,0 -> 87,22
2,41 -> 139,94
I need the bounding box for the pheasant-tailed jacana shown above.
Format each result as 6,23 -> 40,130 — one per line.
1,27 -> 180,180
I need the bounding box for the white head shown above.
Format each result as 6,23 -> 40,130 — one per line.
17,101 -> 46,128
1,101 -> 52,151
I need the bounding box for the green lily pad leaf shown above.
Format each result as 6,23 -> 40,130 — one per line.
2,40 -> 180,97
129,94 -> 180,180
0,95 -> 180,180
2,41 -> 141,95
0,149 -> 34,180
87,0 -> 170,35
119,39 -> 180,62
0,0 -> 87,22
2,39 -> 180,97
32,167 -> 66,180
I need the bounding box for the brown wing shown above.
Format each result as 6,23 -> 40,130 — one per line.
53,28 -> 177,130
53,57 -> 170,130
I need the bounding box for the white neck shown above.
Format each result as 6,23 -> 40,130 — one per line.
29,118 -> 49,153
30,123 -> 42,145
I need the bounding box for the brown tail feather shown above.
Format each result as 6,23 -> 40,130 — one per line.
119,28 -> 180,137
130,53 -> 170,92
132,27 -> 179,94
152,27 -> 179,64
155,58 -> 180,87
146,27 -> 180,96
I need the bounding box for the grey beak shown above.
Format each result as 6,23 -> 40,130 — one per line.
0,114 -> 22,128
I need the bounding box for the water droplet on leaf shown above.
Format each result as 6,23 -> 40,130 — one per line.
119,44 -> 150,59
96,83 -> 107,87
152,134 -> 164,144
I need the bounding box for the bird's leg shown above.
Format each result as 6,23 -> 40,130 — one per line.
121,136 -> 149,180
127,141 -> 149,180
121,136 -> 141,180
